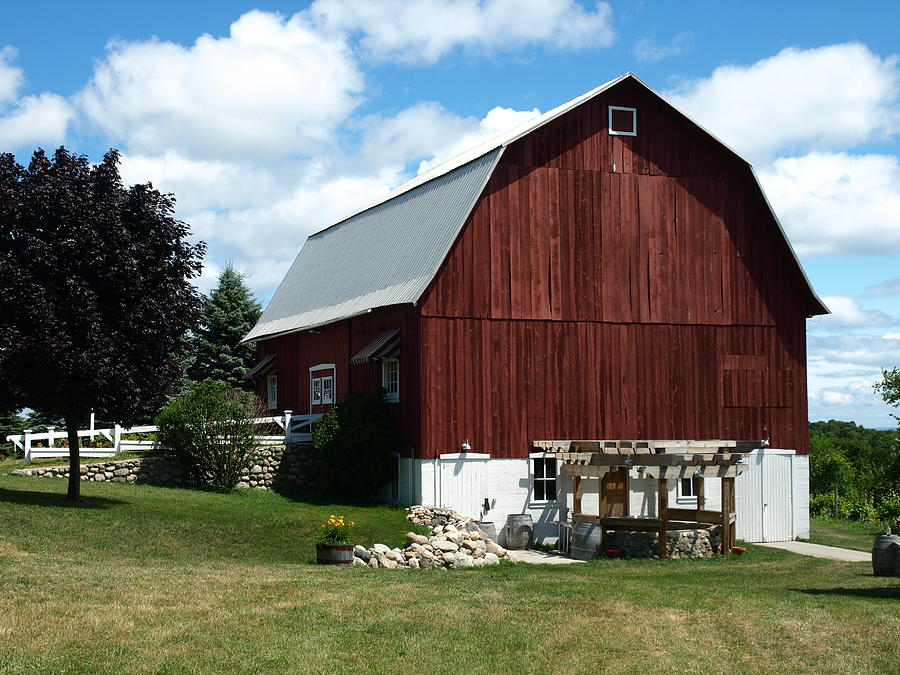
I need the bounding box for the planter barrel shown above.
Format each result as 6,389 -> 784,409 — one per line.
316,543 -> 354,566
872,535 -> 900,577
504,514 -> 534,550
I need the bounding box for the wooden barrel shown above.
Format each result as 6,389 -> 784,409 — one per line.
316,544 -> 354,565
504,514 -> 534,549
570,521 -> 603,560
474,521 -> 498,541
872,535 -> 900,576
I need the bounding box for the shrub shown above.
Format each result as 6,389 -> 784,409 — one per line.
876,490 -> 900,525
312,391 -> 398,500
156,380 -> 265,490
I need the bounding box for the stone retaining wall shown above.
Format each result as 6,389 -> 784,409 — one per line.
606,526 -> 721,559
10,444 -> 321,491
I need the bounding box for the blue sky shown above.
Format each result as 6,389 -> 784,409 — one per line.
2,1 -> 899,427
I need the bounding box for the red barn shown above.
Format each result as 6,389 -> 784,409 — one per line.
245,73 -> 827,543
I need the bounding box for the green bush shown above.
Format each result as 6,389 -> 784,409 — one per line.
312,391 -> 398,500
156,380 -> 265,490
876,490 -> 900,525
811,491 -> 878,521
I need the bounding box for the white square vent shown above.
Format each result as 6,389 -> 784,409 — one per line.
609,106 -> 637,136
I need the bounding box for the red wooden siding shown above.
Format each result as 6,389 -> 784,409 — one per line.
255,305 -> 420,456
418,78 -> 814,458
420,319 -> 808,458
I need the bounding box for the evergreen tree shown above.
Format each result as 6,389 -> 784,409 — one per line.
188,265 -> 261,389
0,408 -> 25,458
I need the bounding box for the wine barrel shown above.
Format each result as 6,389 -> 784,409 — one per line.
570,521 -> 603,560
316,544 -> 355,565
504,514 -> 534,549
474,521 -> 498,541
872,535 -> 900,576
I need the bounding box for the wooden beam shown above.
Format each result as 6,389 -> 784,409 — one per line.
573,475 -> 583,515
722,477 -> 736,555
696,476 -> 706,511
561,464 -> 613,478
658,477 -> 669,559
666,508 -> 722,524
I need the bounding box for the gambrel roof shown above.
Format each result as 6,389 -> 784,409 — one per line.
245,73 -> 826,343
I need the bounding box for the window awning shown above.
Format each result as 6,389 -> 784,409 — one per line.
243,353 -> 278,380
350,329 -> 400,365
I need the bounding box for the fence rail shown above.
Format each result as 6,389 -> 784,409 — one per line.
4,410 -> 323,465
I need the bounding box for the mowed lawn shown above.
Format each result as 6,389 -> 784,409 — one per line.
808,516 -> 888,552
0,476 -> 898,674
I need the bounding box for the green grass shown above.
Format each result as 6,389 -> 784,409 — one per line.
807,516 -> 887,552
0,451 -> 155,474
1,476 -> 898,674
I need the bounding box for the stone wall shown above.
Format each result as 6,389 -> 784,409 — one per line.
606,526 -> 721,559
10,444 -> 322,491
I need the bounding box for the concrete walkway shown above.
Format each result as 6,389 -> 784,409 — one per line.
756,541 -> 870,562
509,550 -> 585,564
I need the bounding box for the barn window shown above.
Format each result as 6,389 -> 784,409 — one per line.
679,477 -> 697,499
382,358 -> 399,402
532,457 -> 557,502
311,378 -> 322,405
266,374 -> 278,409
321,375 -> 334,404
608,105 -> 637,136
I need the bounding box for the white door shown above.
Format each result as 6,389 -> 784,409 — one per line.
438,453 -> 489,520
761,452 -> 794,542
736,449 -> 795,542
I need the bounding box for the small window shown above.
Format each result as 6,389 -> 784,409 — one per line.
532,457 -> 557,502
608,105 -> 637,136
382,358 -> 399,402
311,377 -> 322,405
266,374 -> 278,409
680,477 -> 697,498
321,375 -> 334,404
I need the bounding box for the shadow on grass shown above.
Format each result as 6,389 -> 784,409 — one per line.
0,487 -> 125,509
794,586 -> 900,600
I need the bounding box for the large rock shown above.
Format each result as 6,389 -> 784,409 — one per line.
432,540 -> 459,552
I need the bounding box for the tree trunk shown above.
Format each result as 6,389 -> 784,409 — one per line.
66,415 -> 81,501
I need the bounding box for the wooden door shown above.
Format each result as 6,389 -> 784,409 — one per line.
600,468 -> 628,517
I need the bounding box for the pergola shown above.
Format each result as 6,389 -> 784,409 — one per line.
532,440 -> 763,558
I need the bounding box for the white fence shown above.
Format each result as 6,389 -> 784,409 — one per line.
4,410 -> 322,465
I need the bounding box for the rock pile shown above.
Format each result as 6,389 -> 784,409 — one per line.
351,506 -> 515,569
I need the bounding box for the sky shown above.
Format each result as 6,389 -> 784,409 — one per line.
1,0 -> 899,427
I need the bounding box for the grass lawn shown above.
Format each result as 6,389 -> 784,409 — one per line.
0,452 -> 148,475
807,516 -> 887,552
1,476 -> 898,674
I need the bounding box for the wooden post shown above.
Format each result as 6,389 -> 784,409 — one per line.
696,476 -> 705,512
283,410 -> 293,444
89,411 -> 96,442
573,475 -> 583,515
658,478 -> 669,559
113,423 -> 122,456
23,429 -> 32,465
722,476 -> 735,555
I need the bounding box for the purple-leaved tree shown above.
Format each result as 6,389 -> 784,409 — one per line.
0,147 -> 205,500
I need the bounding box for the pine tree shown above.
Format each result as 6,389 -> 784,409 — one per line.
188,265 -> 261,389
0,408 -> 25,458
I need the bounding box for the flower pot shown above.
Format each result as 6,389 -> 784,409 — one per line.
316,543 -> 354,566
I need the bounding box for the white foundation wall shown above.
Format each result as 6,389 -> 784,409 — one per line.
394,449 -> 810,546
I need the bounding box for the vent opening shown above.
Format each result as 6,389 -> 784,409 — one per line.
609,106 -> 637,136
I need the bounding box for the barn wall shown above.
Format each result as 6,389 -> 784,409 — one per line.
255,304 -> 420,455
417,78 -> 813,460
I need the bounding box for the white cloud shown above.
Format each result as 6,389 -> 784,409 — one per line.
807,350 -> 896,426
666,43 -> 899,163
0,46 -> 24,105
0,46 -> 73,150
865,276 -> 900,297
77,10 -> 364,159
811,296 -> 894,329
809,333 -> 900,368
633,31 -> 692,63
417,105 -> 541,173
309,0 -> 615,63
758,152 -> 900,257
0,92 -> 73,151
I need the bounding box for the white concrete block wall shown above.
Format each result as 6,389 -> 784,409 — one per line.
629,475 -> 723,516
